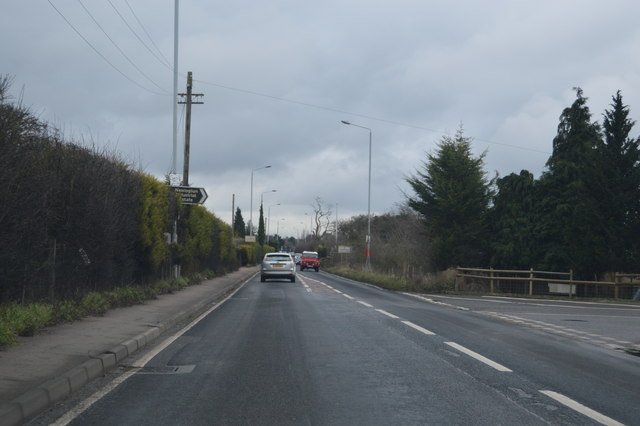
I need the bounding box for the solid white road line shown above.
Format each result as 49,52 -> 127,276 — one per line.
402,320 -> 436,336
375,309 -> 399,319
444,341 -> 512,372
539,390 -> 624,426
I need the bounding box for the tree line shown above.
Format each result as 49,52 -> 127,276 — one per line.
0,76 -> 239,304
337,88 -> 640,281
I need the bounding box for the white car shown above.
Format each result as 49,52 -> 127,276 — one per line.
261,252 -> 296,283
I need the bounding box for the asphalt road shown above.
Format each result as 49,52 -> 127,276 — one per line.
36,270 -> 640,425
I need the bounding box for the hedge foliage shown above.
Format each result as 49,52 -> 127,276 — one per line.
0,76 -> 239,305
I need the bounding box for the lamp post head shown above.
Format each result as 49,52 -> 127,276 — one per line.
341,120 -> 351,125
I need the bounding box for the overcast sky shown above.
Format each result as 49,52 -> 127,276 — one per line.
4,1 -> 640,238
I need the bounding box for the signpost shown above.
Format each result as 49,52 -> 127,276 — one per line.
171,186 -> 208,205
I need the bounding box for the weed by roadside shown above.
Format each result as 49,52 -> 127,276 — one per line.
326,266 -> 456,293
0,271 -> 217,347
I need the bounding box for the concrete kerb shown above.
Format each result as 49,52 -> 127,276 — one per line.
0,267 -> 258,426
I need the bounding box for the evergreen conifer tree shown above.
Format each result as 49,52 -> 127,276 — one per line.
406,126 -> 493,270
537,88 -> 603,278
233,207 -> 245,237
257,204 -> 266,245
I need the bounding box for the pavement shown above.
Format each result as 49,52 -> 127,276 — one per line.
0,266 -> 259,426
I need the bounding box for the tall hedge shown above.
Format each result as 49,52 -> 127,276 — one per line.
0,77 -> 238,303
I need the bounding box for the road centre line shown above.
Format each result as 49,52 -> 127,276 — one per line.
342,293 -> 355,300
539,390 -> 624,426
402,320 -> 436,336
357,300 -> 374,308
376,309 -> 400,319
444,341 -> 512,372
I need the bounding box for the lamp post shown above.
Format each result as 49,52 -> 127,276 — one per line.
250,165 -> 271,235
341,120 -> 372,272
261,189 -> 277,206
267,203 -> 280,244
276,218 -> 286,248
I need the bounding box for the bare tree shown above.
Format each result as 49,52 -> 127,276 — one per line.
311,197 -> 333,239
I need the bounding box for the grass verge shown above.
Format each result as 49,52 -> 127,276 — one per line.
326,266 -> 456,294
0,270 -> 219,346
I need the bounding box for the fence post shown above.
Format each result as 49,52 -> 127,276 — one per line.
454,267 -> 459,292
529,268 -> 533,296
569,269 -> 574,298
614,273 -> 619,299
490,267 -> 494,293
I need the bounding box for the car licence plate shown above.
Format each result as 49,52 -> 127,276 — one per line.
273,264 -> 284,268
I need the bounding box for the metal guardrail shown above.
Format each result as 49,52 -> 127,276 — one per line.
455,267 -> 640,300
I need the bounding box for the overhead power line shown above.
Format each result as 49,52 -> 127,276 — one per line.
193,78 -> 551,155
107,0 -> 173,71
124,0 -> 172,69
47,0 -> 168,96
77,0 -> 169,94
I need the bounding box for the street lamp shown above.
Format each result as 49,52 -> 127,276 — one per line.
341,120 -> 372,272
261,189 -> 277,205
250,165 -> 271,235
267,203 -> 281,244
276,218 -> 286,238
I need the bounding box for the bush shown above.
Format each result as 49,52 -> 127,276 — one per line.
53,300 -> 82,323
108,287 -> 147,308
327,267 -> 410,291
0,302 -> 53,343
80,292 -> 110,316
326,266 -> 456,294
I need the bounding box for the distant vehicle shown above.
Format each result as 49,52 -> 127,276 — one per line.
261,252 -> 296,283
300,251 -> 320,272
294,253 -> 302,265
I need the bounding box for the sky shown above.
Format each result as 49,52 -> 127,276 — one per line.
3,1 -> 640,238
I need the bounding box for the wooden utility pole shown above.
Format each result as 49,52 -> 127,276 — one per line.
178,71 -> 203,186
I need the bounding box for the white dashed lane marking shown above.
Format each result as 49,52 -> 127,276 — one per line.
401,320 -> 436,336
540,391 -> 624,426
304,276 -> 623,423
376,309 -> 400,319
445,341 -> 512,372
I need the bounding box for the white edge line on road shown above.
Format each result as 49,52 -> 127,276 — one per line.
444,341 -> 512,372
402,292 -> 470,311
357,301 -> 374,308
376,309 -> 399,319
539,390 -> 624,426
52,275 -> 254,426
342,293 -> 355,300
402,320 -> 436,336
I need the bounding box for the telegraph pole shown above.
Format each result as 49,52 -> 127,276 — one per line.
178,71 -> 203,186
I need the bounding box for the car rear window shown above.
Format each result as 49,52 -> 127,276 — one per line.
303,253 -> 318,258
266,255 -> 291,261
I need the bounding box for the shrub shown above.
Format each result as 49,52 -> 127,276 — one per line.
80,292 -> 110,316
0,321 -> 16,345
0,302 -> 53,343
152,279 -> 172,295
108,287 -> 147,308
54,300 -> 82,323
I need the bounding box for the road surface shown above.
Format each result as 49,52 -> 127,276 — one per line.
34,270 -> 640,425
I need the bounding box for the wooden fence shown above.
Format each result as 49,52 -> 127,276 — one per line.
455,267 -> 640,300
